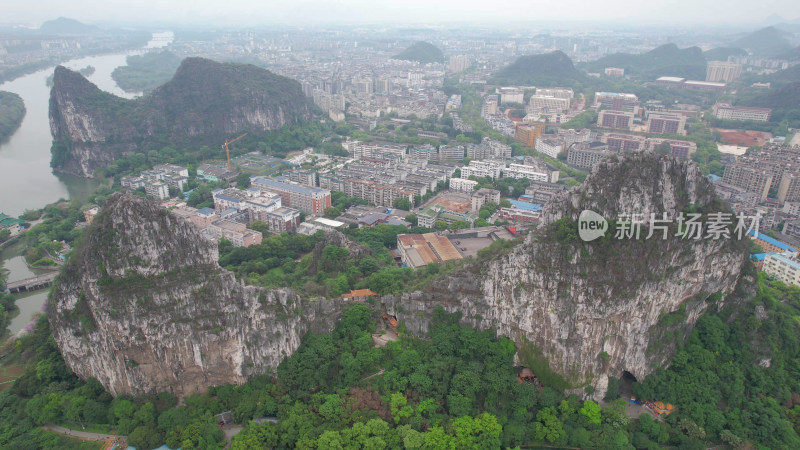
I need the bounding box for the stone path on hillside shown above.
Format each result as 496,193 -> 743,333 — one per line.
42,424 -> 124,442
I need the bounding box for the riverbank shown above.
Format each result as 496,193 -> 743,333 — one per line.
0,31 -> 172,217
0,91 -> 26,144
0,33 -> 152,86
1,239 -> 52,338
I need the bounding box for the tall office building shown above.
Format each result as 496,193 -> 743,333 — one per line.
448,55 -> 471,73
706,61 -> 743,83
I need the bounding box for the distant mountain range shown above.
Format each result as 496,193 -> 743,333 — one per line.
393,42 -> 444,64
582,44 -> 707,80
703,47 -> 748,62
490,51 -> 582,86
729,26 -> 794,57
38,17 -> 101,35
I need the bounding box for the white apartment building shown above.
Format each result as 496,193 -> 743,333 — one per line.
449,177 -> 479,193
528,95 -> 570,112
460,160 -> 503,179
763,253 -> 800,287
502,164 -> 557,183
498,87 -> 524,104
713,102 -> 772,122
145,181 -> 169,200
535,87 -> 573,99
535,138 -> 563,159
484,138 -> 513,159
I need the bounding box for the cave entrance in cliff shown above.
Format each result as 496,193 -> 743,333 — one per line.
619,371 -> 637,399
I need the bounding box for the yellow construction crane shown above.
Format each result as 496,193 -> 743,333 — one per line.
222,133 -> 248,170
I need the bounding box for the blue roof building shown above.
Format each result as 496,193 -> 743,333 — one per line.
507,200 -> 543,212
747,230 -> 796,252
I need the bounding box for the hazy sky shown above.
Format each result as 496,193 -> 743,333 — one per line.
2,0 -> 799,27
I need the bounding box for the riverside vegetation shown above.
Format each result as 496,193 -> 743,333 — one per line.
0,91 -> 26,143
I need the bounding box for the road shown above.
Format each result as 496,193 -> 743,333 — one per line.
42,424 -> 124,442
223,424 -> 243,449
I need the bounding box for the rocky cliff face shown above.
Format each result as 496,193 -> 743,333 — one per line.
49,154 -> 748,399
48,193 -> 340,398
49,57 -> 313,177
379,153 -> 748,398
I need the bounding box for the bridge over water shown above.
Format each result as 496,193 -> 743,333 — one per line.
4,272 -> 58,294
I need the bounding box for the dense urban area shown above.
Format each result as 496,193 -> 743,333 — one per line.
2,8 -> 800,450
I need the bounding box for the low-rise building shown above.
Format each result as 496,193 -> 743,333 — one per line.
417,205 -> 478,228
595,92 -> 639,113
503,163 -> 558,183
449,177 -> 479,193
713,102 -> 772,122
525,181 -> 567,204
145,181 -> 169,200
567,142 -> 615,169
645,138 -> 697,159
602,133 -> 647,152
197,164 -> 240,183
498,199 -> 542,223
397,233 -> 463,269
153,163 -> 189,177
646,112 -> 686,135
297,217 -> 347,235
598,110 -> 634,130
471,188 -> 501,213
528,95 -> 570,113
558,128 -> 593,147
535,138 -> 563,159
438,145 -> 465,161
749,230 -> 796,254
203,219 -> 262,247
264,207 -> 301,233
251,177 -> 332,215
0,213 -> 23,237
460,160 -> 503,180
763,253 -> 800,286
498,87 -> 524,104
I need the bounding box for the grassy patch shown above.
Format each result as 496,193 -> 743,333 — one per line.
516,340 -> 572,391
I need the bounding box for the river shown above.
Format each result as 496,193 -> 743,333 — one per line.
0,31 -> 173,337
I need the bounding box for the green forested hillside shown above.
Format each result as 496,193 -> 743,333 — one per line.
393,42 -> 444,64
490,51 -> 583,86
703,46 -> 747,61
111,51 -> 182,93
582,44 -> 707,80
730,26 -> 794,57
0,91 -> 25,143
